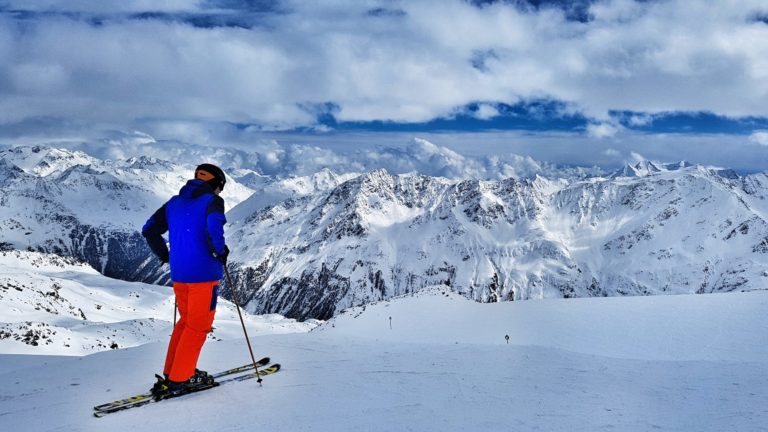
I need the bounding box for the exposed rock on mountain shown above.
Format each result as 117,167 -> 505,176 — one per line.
226,166 -> 768,320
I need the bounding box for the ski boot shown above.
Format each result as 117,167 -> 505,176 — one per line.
151,369 -> 217,401
189,369 -> 215,386
150,374 -> 171,400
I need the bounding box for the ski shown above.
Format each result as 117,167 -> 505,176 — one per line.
93,357 -> 270,413
93,364 -> 280,418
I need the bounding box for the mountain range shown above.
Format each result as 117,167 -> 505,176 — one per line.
226,161 -> 768,319
1,143 -> 766,321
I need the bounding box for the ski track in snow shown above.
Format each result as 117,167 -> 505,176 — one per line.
1,289 -> 767,432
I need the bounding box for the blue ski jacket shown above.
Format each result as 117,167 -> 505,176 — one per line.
142,179 -> 227,283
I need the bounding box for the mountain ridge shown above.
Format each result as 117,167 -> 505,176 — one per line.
226,164 -> 768,320
2,144 -> 767,321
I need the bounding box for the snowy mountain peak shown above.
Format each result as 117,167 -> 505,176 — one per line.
0,158 -> 27,181
611,160 -> 665,178
713,168 -> 740,180
633,160 -> 662,176
0,145 -> 101,177
123,155 -> 177,171
663,160 -> 695,171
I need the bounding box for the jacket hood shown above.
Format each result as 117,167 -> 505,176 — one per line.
179,179 -> 215,199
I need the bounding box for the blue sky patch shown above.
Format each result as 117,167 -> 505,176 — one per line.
299,100 -> 768,136
612,111 -> 768,135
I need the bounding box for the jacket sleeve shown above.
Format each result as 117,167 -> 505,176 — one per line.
142,204 -> 170,263
206,195 -> 227,255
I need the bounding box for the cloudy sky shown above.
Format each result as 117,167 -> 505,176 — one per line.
1,0 -> 767,172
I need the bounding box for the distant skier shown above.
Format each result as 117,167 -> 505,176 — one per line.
142,163 -> 229,399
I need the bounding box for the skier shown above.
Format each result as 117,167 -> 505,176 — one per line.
141,163 -> 230,399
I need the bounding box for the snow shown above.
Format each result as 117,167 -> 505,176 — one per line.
1,286 -> 766,431
0,251 -> 315,356
2,144 -> 767,430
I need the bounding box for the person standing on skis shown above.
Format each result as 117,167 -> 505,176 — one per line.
141,163 -> 230,399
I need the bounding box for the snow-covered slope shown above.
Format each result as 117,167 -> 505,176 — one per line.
0,289 -> 765,431
226,168 -> 359,222
0,250 -> 316,356
321,287 -> 768,362
226,165 -> 768,320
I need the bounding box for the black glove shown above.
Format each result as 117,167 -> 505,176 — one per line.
159,253 -> 169,265
213,245 -> 229,264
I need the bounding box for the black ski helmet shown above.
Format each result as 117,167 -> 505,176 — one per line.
195,163 -> 227,191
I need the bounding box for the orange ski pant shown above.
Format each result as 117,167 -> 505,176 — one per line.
163,281 -> 218,382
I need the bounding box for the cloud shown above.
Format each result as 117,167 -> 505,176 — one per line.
627,114 -> 654,127
102,130 -> 156,147
4,127 -> 768,175
1,1 -> 768,176
629,151 -> 646,163
749,130 -> 768,146
472,104 -> 500,120
586,122 -> 623,138
1,0 -> 767,133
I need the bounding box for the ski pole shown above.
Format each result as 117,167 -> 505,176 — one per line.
223,265 -> 263,384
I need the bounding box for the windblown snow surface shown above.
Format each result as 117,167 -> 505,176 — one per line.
0,251 -> 316,356
1,285 -> 766,431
